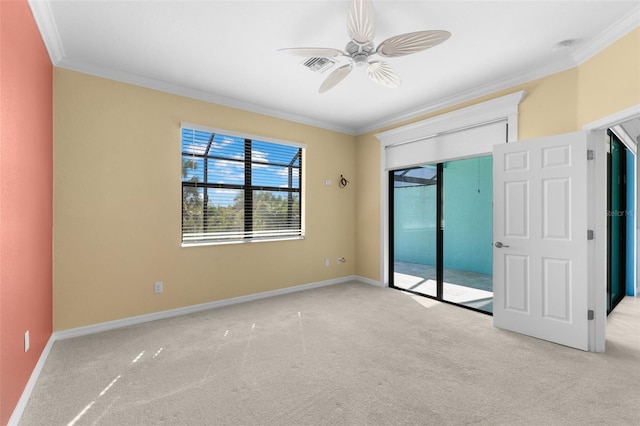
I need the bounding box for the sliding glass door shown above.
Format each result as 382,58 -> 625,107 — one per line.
390,156 -> 493,314
442,157 -> 493,312
391,165 -> 438,297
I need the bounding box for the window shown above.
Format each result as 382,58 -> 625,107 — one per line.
181,124 -> 304,245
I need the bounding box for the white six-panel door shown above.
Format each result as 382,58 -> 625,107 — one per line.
493,131 -> 589,350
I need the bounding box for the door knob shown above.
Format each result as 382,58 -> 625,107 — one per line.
495,241 -> 509,248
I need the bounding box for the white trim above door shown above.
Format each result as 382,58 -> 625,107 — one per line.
376,91 -> 526,286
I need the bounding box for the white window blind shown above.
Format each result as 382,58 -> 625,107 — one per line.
181,125 -> 304,245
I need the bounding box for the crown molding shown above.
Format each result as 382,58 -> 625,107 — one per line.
28,1 -> 356,136
359,7 -> 639,135
28,0 -> 64,66
28,0 -> 65,63
56,58 -> 357,135
572,5 -> 640,65
29,0 -> 639,138
357,57 -> 575,135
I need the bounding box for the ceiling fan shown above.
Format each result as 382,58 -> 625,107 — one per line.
278,0 -> 451,93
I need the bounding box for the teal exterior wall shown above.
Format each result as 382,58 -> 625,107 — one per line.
393,185 -> 437,266
393,156 -> 493,275
443,157 -> 493,275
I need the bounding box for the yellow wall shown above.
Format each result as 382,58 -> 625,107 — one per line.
355,29 -> 639,282
54,27 -> 639,329
577,28 -> 640,127
54,69 -> 356,330
355,131 -> 382,283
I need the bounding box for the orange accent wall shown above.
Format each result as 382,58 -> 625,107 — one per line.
0,1 -> 53,424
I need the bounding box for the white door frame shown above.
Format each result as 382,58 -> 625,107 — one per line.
583,104 -> 640,352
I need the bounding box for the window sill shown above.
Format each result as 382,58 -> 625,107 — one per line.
181,235 -> 305,248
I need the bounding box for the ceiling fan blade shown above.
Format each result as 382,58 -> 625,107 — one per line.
278,47 -> 345,58
376,30 -> 451,57
367,61 -> 400,88
347,0 -> 375,45
319,63 -> 353,93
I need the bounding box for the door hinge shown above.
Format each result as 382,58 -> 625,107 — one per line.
587,150 -> 595,160
587,230 -> 594,240
588,310 -> 595,320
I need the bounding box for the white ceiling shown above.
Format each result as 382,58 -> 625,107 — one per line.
31,0 -> 639,135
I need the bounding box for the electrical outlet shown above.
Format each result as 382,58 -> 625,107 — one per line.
154,281 -> 163,294
324,258 -> 330,267
337,257 -> 345,264
24,331 -> 30,352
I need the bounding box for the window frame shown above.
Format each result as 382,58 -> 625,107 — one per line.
181,123 -> 305,247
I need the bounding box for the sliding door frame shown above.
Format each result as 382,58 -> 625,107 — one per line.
377,91 -> 525,289
388,159 -> 492,315
436,164 -> 444,300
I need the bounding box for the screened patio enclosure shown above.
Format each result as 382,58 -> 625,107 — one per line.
391,156 -> 494,313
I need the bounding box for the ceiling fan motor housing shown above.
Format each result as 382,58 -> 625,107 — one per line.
346,41 -> 375,66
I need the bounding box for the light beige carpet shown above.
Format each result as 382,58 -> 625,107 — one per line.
19,281 -> 640,425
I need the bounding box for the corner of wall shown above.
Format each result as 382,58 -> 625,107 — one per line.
0,0 -> 54,424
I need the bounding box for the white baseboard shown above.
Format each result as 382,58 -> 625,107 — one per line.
54,276 -> 360,341
10,275 -> 370,424
8,336 -> 56,426
356,275 -> 385,287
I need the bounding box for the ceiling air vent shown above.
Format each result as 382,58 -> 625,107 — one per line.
301,57 -> 335,73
